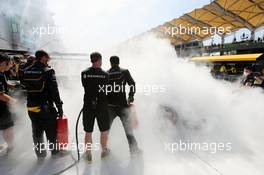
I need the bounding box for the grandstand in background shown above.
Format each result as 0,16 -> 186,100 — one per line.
142,0 -> 264,58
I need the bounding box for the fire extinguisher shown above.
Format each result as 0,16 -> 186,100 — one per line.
57,115 -> 69,150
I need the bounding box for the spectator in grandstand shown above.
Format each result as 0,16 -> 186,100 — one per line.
250,31 -> 254,41
241,33 -> 249,41
241,67 -> 255,87
233,37 -> 237,43
227,65 -> 237,75
210,66 -> 216,77
219,64 -> 228,79
219,64 -> 227,73
253,73 -> 264,89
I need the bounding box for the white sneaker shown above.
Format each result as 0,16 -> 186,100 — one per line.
0,143 -> 8,157
83,152 -> 92,164
101,148 -> 110,159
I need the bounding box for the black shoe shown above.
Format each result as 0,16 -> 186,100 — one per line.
51,150 -> 71,159
6,146 -> 14,154
37,156 -> 46,165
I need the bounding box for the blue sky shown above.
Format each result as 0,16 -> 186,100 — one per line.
47,0 -> 210,52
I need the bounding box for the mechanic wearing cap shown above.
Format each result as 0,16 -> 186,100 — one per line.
107,56 -> 142,155
22,50 -> 65,162
81,52 -> 110,163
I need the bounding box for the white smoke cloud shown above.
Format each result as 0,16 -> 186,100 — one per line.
99,34 -> 264,175
43,33 -> 264,174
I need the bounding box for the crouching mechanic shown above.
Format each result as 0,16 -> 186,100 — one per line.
22,50 -> 67,163
81,52 -> 110,163
107,56 -> 142,155
0,54 -> 16,153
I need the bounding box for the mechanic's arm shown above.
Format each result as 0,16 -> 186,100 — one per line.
0,83 -> 15,103
125,70 -> 136,103
81,72 -> 85,87
46,69 -> 63,116
0,93 -> 14,103
19,65 -> 25,85
10,70 -> 16,78
7,81 -> 20,88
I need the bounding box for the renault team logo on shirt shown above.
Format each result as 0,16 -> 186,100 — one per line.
83,74 -> 106,79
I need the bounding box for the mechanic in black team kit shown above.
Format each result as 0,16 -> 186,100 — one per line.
81,52 -> 110,163
22,50 -> 67,163
0,54 -> 16,154
107,56 -> 142,155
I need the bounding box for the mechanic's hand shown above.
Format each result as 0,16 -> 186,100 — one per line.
14,81 -> 21,88
9,97 -> 18,104
128,96 -> 134,105
57,107 -> 64,118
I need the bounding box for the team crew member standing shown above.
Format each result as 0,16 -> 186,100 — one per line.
23,50 -> 65,162
0,54 -> 15,153
81,52 -> 110,163
107,56 -> 141,155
